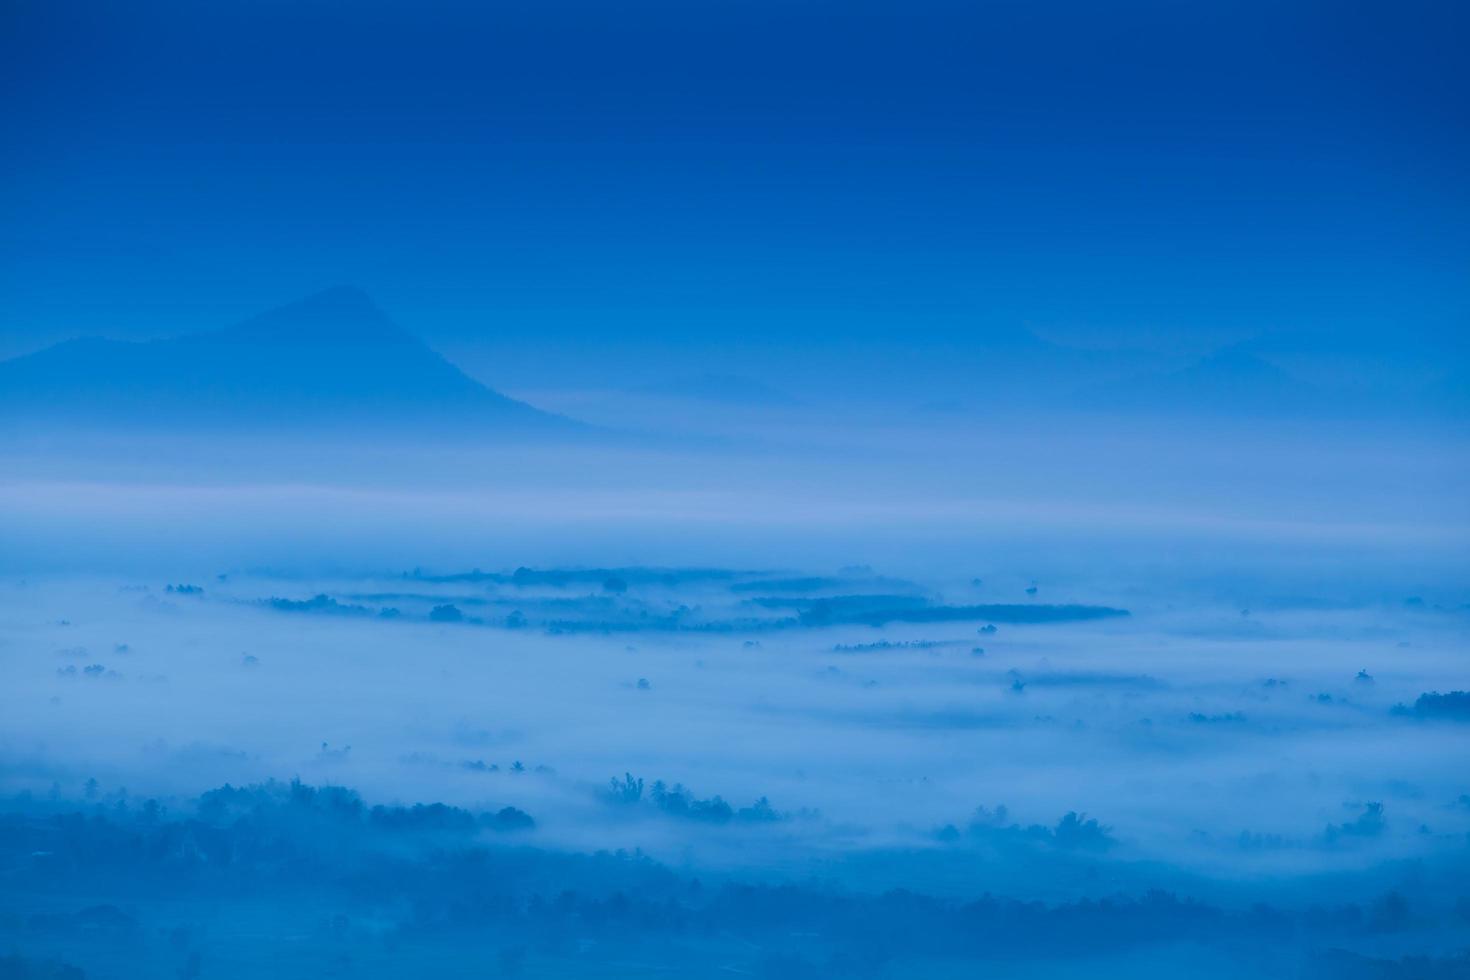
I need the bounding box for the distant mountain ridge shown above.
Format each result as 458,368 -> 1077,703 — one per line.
1078,346 -> 1325,415
634,373 -> 802,407
0,287 -> 577,435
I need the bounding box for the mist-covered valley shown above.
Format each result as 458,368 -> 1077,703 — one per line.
3,547 -> 1468,977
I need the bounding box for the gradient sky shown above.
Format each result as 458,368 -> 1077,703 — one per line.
2,0 -> 1466,378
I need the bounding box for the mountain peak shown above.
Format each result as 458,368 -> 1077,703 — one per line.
204,286 -> 412,348
0,288 -> 580,436
1184,346 -> 1295,382
309,284 -> 376,306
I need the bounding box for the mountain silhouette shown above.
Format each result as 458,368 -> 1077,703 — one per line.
1079,346 -> 1322,415
0,287 -> 577,435
634,373 -> 802,407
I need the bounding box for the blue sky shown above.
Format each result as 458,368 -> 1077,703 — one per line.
2,0 -> 1466,375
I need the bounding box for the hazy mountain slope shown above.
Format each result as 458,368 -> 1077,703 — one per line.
1078,346 -> 1324,415
634,373 -> 802,406
0,287 -> 576,434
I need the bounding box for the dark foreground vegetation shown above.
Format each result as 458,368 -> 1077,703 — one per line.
1,780 -> 1467,979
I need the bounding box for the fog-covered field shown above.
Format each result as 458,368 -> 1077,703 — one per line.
3,557 -> 1467,977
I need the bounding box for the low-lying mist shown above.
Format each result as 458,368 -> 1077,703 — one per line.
2,550 -> 1467,977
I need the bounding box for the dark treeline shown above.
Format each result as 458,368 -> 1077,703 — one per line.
602,773 -> 781,824
749,594 -> 1130,627
1,781 -> 1464,978
1395,691 -> 1470,722
250,587 -> 1129,634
